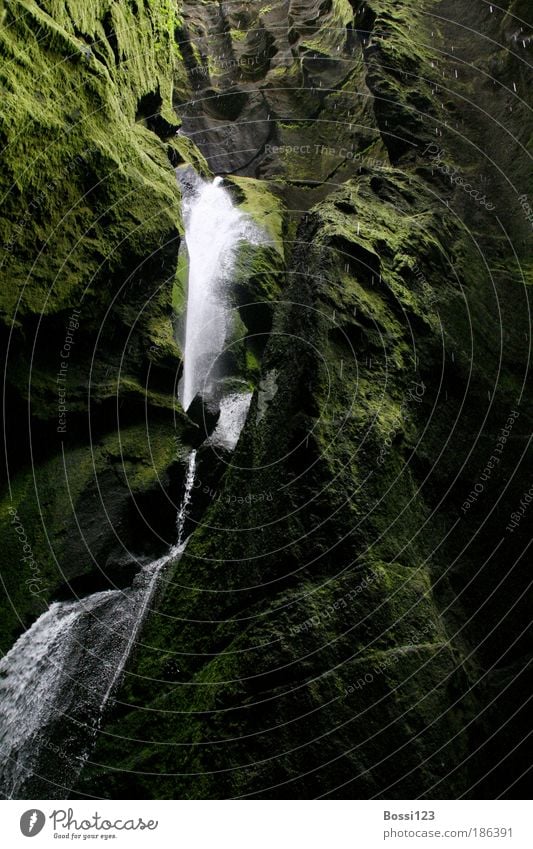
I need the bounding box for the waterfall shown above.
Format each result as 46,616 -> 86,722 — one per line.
208,391 -> 253,451
178,174 -> 261,411
176,449 -> 197,545
0,451 -> 198,799
0,172 -> 261,799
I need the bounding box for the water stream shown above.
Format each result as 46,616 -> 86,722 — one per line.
0,171 -> 258,799
208,391 -> 253,452
0,451 -> 197,799
178,173 -> 261,411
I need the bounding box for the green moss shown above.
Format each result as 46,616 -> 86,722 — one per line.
227,176 -> 285,257
0,419 -> 184,653
0,0 -> 207,652
245,346 -> 261,377
229,28 -> 247,42
171,136 -> 211,179
299,0 -> 354,55
0,0 -> 189,369
0,0 -> 216,494
172,248 -> 188,315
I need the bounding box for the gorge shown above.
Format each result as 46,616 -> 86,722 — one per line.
0,0 -> 532,801
0,164 -> 262,797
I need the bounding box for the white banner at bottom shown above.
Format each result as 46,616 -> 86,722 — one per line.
0,800 -> 529,848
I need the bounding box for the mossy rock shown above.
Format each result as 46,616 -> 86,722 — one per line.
0,417 -> 192,654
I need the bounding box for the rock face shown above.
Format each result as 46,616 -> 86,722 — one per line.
1,0 -> 532,799
0,0 -> 200,650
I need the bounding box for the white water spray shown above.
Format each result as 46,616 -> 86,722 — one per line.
179,175 -> 260,411
208,392 -> 253,452
0,451 -> 198,798
176,449 -> 197,545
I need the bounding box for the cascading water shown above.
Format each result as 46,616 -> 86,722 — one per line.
0,171 -> 261,800
0,451 -> 197,799
176,450 -> 197,545
178,174 -> 261,411
208,391 -> 253,452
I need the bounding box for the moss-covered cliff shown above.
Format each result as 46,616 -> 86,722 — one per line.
1,0 -> 532,800
0,0 -> 200,648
